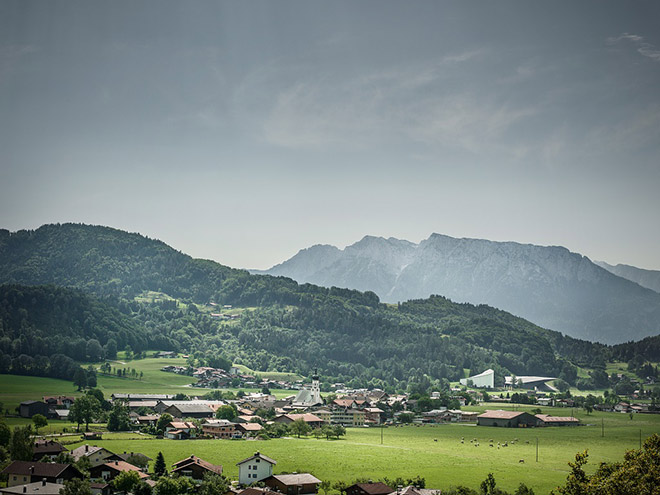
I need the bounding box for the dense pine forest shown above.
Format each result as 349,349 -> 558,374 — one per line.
1,223 -> 658,391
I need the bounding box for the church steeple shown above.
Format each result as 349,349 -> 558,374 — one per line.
310,368 -> 321,403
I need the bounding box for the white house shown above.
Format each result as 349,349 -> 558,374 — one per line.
237,452 -> 276,485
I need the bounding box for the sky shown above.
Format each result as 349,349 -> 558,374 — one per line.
1,1 -> 659,270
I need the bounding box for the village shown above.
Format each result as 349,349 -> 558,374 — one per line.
5,362 -> 658,495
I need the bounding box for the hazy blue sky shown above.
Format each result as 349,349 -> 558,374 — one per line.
2,1 -> 659,270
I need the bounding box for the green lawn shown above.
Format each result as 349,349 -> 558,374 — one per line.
61,410 -> 660,495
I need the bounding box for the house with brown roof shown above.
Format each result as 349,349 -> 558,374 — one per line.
89,460 -> 150,482
346,482 -> 394,495
1,461 -> 82,487
165,421 -> 198,439
237,452 -> 276,485
273,413 -> 324,429
238,488 -> 280,495
477,410 -> 540,428
235,422 -> 263,438
32,440 -> 68,461
264,474 -> 321,495
171,456 -> 223,480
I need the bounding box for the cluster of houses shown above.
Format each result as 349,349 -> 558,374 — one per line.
160,364 -> 287,390
1,443 -> 438,495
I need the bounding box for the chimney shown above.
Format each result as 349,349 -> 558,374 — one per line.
29,466 -> 34,474
85,445 -> 89,452
115,461 -> 119,465
43,478 -> 47,486
23,487 -> 26,493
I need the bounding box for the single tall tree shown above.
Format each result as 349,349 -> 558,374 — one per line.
154,451 -> 167,477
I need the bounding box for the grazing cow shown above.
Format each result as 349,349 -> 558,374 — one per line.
519,459 -> 525,463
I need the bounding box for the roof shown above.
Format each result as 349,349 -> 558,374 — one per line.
536,414 -> 579,423
350,482 -> 394,495
270,474 -> 321,485
505,376 -> 557,385
99,461 -> 149,478
167,421 -> 197,429
1,461 -> 78,478
117,452 -> 153,462
33,440 -> 67,455
0,481 -> 64,495
239,489 -> 280,495
69,445 -> 106,460
399,486 -> 441,495
477,410 -> 526,420
172,456 -> 222,476
236,452 -> 277,466
236,422 -> 263,432
286,413 -> 323,423
165,403 -> 215,414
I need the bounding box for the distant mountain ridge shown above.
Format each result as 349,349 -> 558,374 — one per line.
595,261 -> 660,294
262,233 -> 660,344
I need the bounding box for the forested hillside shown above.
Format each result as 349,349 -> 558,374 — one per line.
0,223 -> 656,391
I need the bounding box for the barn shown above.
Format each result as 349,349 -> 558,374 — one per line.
477,410 -> 540,427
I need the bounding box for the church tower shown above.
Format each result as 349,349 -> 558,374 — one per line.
311,367 -> 321,404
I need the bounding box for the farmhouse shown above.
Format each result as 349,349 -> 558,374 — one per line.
346,482 -> 394,495
70,445 -> 119,465
237,452 -> 277,485
1,461 -> 82,487
264,474 -> 321,495
32,440 -> 67,461
273,413 -> 324,429
477,410 -> 540,428
202,419 -> 237,439
171,456 -> 223,480
89,461 -> 149,482
165,421 -> 198,439
236,422 -> 263,437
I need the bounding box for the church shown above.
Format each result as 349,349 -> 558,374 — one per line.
292,369 -> 323,408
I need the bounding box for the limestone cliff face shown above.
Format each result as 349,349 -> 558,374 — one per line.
264,234 -> 660,344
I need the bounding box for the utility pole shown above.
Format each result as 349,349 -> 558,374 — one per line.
381,424 -> 384,445
640,429 -> 642,449
536,437 -> 539,463
601,418 -> 604,437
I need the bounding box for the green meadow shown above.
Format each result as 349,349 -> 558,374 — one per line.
59,412 -> 660,495
0,356 -> 296,412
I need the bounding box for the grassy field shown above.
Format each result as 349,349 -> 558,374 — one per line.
59,409 -> 660,495
0,356 -> 297,412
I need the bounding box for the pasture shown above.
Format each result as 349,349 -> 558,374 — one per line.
60,411 -> 660,495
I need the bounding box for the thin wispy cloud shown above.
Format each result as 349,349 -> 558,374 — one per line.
608,33 -> 660,61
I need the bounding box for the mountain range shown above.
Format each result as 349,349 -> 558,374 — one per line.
260,234 -> 660,344
595,261 -> 660,294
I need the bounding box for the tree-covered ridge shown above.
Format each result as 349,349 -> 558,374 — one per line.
0,284 -> 147,361
0,224 -> 232,301
0,223 -> 656,390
